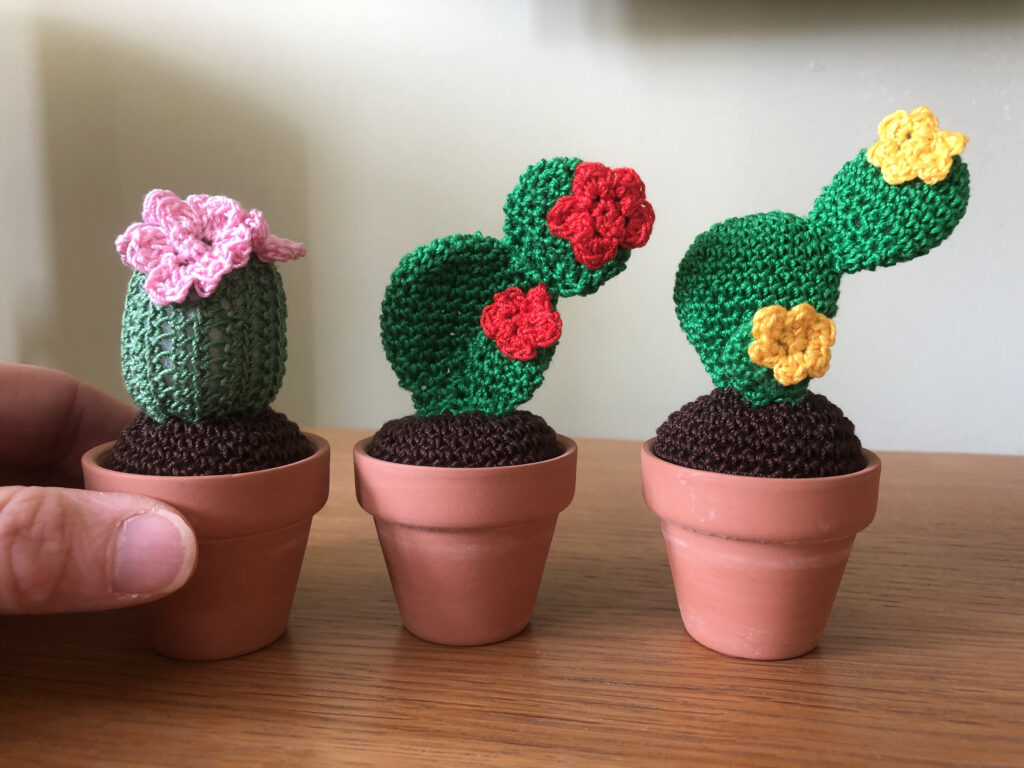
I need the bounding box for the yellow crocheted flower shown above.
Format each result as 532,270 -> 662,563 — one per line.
748,303 -> 836,387
866,106 -> 967,185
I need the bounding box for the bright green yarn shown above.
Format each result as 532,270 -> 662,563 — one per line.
676,148 -> 970,407
380,233 -> 555,417
810,151 -> 970,274
121,260 -> 288,423
675,212 -> 840,407
503,157 -> 632,298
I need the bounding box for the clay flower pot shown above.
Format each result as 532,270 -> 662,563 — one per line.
82,434 -> 330,660
641,440 -> 881,660
353,436 -> 577,646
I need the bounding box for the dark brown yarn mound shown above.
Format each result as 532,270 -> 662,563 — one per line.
654,387 -> 866,479
109,408 -> 314,476
367,410 -> 561,467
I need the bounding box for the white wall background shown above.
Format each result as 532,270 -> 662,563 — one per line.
1,0 -> 1021,454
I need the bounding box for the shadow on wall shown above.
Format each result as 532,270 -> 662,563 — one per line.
530,0 -> 1024,37
21,17 -> 315,422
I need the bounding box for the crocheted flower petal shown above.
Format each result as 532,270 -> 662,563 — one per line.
256,233 -> 307,262
546,196 -> 590,240
189,254 -> 235,298
115,223 -> 176,272
142,190 -> 199,235
620,204 -> 655,248
877,110 -> 911,143
143,262 -> 192,306
588,199 -> 621,240
188,194 -> 251,242
609,166 -> 644,200
573,234 -> 619,270
571,161 -> 615,201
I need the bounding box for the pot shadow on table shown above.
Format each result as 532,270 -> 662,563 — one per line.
821,492 -> 1024,658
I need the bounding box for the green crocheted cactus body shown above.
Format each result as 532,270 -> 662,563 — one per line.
381,233 -> 556,417
503,157 -> 631,298
675,211 -> 841,406
810,151 -> 970,274
121,260 -> 287,423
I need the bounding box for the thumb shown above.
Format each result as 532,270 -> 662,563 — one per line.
0,486 -> 197,614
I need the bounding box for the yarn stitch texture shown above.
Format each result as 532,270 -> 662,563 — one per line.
675,107 -> 970,408
110,408 -> 313,476
866,106 -> 967,185
480,284 -> 562,361
116,190 -> 306,476
546,162 -> 655,270
116,189 -> 304,306
121,259 -> 288,423
663,106 -> 970,479
748,303 -> 836,386
380,158 -> 654,421
653,388 -> 865,479
367,410 -> 560,468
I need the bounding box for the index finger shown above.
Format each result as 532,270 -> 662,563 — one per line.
0,364 -> 137,485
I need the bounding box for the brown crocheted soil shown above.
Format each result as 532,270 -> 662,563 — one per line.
654,387 -> 866,479
367,410 -> 561,467
109,408 -> 314,476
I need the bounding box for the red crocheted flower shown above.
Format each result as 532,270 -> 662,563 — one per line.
546,162 -> 655,270
480,284 -> 562,362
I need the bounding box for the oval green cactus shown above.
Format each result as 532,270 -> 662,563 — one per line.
115,189 -> 305,423
121,260 -> 287,422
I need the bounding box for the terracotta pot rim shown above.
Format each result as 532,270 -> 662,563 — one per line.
83,432 -> 330,483
640,439 -> 881,542
641,438 -> 880,486
353,434 -> 578,529
82,432 -> 331,540
352,434 -> 576,474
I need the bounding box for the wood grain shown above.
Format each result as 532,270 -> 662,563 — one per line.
2,430 -> 1022,766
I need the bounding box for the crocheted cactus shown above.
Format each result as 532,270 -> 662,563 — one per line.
111,190 -> 312,475
381,158 -> 655,418
675,106 -> 970,408
659,107 -> 970,478
116,190 -> 304,423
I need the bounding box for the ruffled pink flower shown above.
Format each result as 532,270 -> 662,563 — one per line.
480,284 -> 562,361
546,162 -> 655,270
115,190 -> 305,305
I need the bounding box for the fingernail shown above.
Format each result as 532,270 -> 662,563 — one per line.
114,512 -> 194,595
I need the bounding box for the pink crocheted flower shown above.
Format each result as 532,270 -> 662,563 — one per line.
546,162 -> 655,270
480,284 -> 562,361
115,189 -> 305,305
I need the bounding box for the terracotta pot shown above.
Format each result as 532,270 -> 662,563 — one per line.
82,434 -> 330,660
353,436 -> 577,646
640,439 -> 881,660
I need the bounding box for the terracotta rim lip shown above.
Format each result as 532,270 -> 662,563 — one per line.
82,432 -> 330,483
641,438 -> 880,486
353,434 -> 578,529
353,434 -> 578,473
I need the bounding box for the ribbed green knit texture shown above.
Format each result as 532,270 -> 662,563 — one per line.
381,234 -> 556,417
676,149 -> 970,407
121,260 -> 288,423
503,157 -> 632,298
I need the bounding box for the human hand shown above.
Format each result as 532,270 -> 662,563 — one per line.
0,364 -> 197,613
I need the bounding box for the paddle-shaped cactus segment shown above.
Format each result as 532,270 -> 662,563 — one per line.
675,107 -> 970,407
381,158 -> 655,417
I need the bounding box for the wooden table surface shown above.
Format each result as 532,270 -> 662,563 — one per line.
2,428 -> 1022,766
